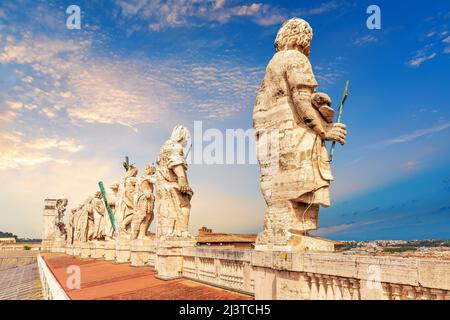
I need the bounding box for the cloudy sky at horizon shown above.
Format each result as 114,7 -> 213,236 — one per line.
0,0 -> 449,240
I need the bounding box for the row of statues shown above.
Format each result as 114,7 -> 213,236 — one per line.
49,17 -> 348,253
65,125 -> 194,245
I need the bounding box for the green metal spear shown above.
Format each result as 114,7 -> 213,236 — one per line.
329,80 -> 349,163
98,181 -> 116,231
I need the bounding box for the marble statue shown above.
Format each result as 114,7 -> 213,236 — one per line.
67,208 -> 76,245
131,164 -> 156,240
42,197 -> 68,251
55,198 -> 68,239
253,18 -> 347,251
155,125 -> 193,239
74,204 -> 83,242
104,182 -> 119,240
92,191 -> 106,240
78,196 -> 94,242
119,166 -> 138,237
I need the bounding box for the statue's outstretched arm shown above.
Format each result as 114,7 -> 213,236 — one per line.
287,70 -> 346,145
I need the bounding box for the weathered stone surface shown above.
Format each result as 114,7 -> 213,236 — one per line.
131,165 -> 156,240
80,242 -> 91,259
115,238 -> 131,263
253,17 -> 347,251
155,125 -> 194,241
104,240 -> 116,261
130,237 -> 156,267
252,250 -> 450,300
91,240 -> 105,259
42,198 -> 68,251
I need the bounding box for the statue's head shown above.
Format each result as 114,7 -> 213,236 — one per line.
84,195 -> 94,205
274,18 -> 313,57
143,164 -> 156,175
170,125 -> 190,147
110,182 -> 119,191
127,165 -> 138,178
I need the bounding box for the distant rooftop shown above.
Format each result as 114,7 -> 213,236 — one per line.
196,227 -> 256,248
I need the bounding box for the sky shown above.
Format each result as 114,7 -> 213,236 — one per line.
0,0 -> 449,240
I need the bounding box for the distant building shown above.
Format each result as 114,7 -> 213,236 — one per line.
196,227 -> 256,249
0,237 -> 16,244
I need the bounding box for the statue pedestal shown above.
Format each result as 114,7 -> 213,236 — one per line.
155,236 -> 196,280
73,241 -> 81,256
54,238 -> 66,253
130,237 -> 156,267
92,241 -> 105,259
66,244 -> 74,256
104,240 -> 116,261
80,242 -> 91,258
41,239 -> 53,252
255,235 -> 343,252
115,238 -> 131,263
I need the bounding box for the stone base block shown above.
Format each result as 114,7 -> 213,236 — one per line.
92,241 -> 105,259
73,241 -> 81,256
155,238 -> 196,280
80,242 -> 91,258
130,238 -> 156,267
50,239 -> 66,253
73,242 -> 81,256
115,238 -> 131,263
66,244 -> 74,256
104,240 -> 116,261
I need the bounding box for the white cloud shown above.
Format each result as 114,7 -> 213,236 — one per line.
25,138 -> 84,153
407,52 -> 436,67
0,131 -> 83,170
114,0 -> 338,31
370,122 -> 450,148
403,160 -> 419,171
5,100 -> 23,110
1,34 -> 264,127
353,34 -> 378,46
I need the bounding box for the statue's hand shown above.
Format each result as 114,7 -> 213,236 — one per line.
324,123 -> 347,145
180,184 -> 193,198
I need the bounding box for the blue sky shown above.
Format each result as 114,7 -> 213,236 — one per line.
0,0 -> 449,240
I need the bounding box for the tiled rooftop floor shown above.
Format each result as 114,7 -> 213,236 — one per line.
43,254 -> 253,300
0,256 -> 43,300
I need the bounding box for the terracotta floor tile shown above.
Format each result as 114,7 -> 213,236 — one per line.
43,254 -> 253,300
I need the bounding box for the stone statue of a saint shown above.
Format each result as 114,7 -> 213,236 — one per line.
119,166 -> 138,237
79,196 -> 94,242
55,198 -> 68,239
131,164 -> 156,240
253,18 -> 347,250
67,208 -> 76,245
73,204 -> 83,242
155,125 -> 193,239
104,182 -> 119,240
92,191 -> 106,240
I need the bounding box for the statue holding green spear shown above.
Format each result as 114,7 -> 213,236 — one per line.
329,80 -> 349,162
253,17 -> 349,251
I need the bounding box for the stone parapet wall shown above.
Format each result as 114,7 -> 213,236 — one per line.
182,247 -> 254,295
46,242 -> 450,300
37,255 -> 69,300
252,251 -> 450,300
